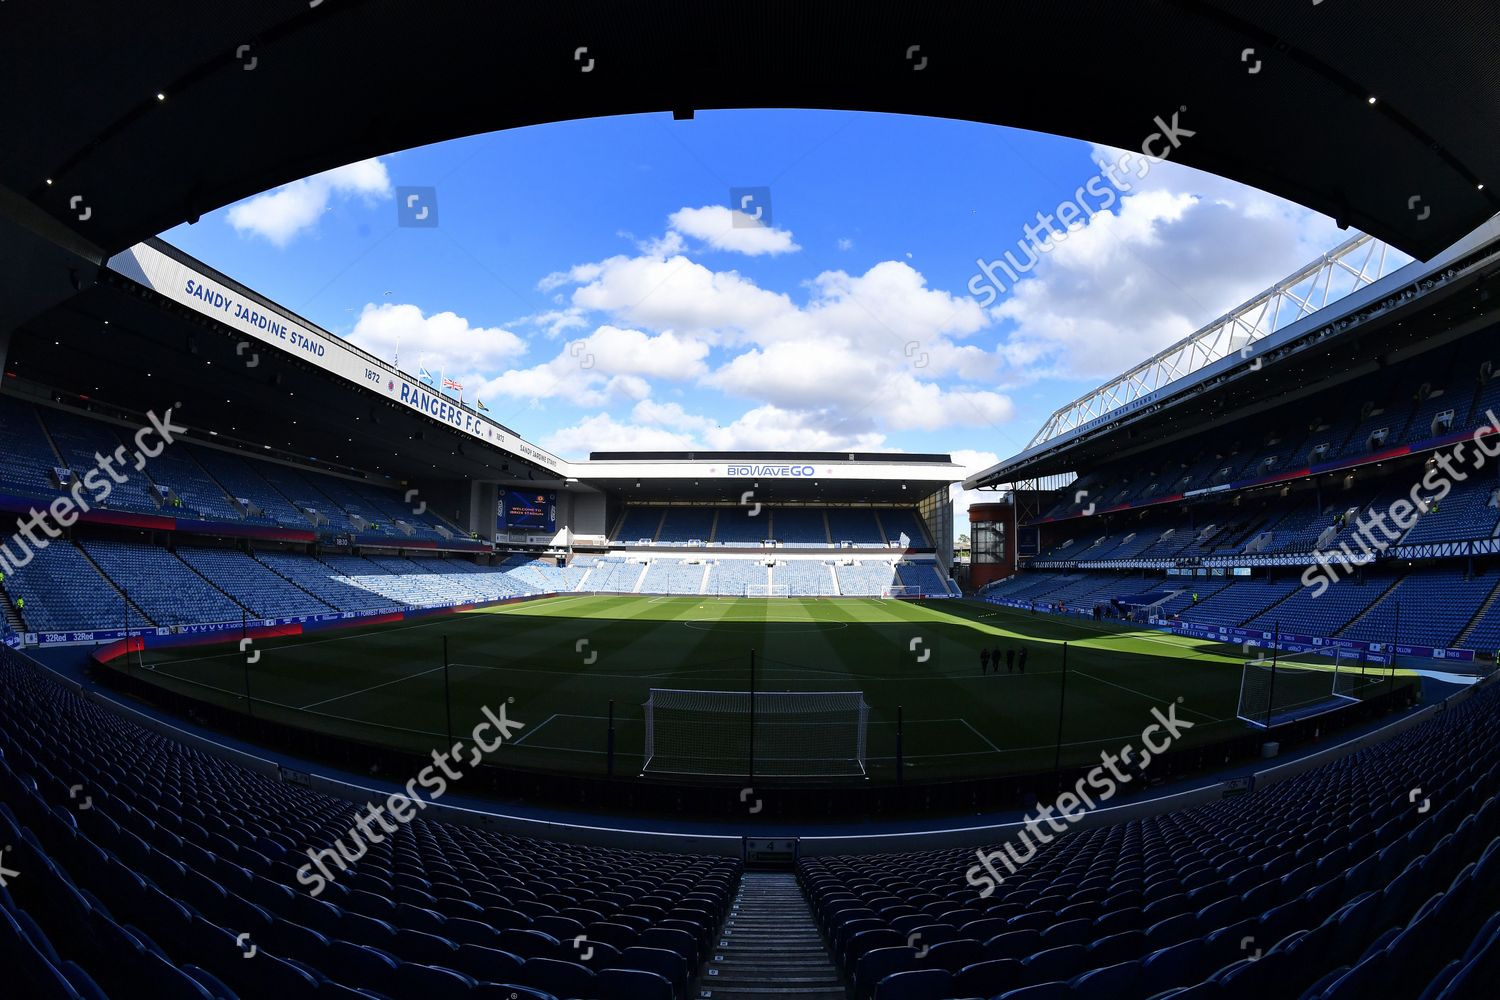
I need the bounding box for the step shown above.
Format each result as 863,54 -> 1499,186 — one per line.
699,871 -> 844,1000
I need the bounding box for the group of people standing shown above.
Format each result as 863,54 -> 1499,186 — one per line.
979,645 -> 1026,674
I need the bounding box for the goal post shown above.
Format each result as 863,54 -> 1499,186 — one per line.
642,688 -> 869,777
1236,647 -> 1376,728
881,585 -> 921,599
745,584 -> 792,597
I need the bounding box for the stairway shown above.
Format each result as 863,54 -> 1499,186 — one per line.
73,540 -> 153,626
1336,573 -> 1410,638
700,872 -> 843,1000
1,585 -> 25,632
1456,573 -> 1500,648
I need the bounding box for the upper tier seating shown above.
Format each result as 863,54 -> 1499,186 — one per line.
658,508 -> 714,544
39,407 -> 161,514
827,509 -> 885,546
879,509 -> 929,546
713,507 -> 766,545
773,508 -> 830,546
189,445 -> 311,527
614,507 -> 664,542
0,396 -> 66,499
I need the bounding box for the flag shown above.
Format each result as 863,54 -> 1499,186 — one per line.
418,367 -> 435,385
477,399 -> 490,412
442,377 -> 463,392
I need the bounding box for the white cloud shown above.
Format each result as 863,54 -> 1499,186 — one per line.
541,402 -> 887,459
227,159 -> 392,246
348,302 -> 527,390
989,151 -> 1353,382
535,225 -> 1013,436
666,205 -> 801,256
543,413 -> 699,455
567,252 -> 794,338
476,326 -> 708,408
837,238 -> 854,251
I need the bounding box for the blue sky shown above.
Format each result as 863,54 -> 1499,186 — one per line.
160,109 -> 1352,516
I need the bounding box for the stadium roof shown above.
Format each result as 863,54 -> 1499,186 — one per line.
2,238 -> 960,495
966,218 -> 1500,490
3,0 -> 1499,284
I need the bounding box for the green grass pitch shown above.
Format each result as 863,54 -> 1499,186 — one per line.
122,596 -> 1412,783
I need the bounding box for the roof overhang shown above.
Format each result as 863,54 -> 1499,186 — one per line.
3,1 -> 1499,263
967,218 -> 1500,490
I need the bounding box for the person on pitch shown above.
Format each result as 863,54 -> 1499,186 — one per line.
980,646 -> 991,674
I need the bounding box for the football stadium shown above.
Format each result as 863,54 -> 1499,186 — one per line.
2,5 -> 1499,1000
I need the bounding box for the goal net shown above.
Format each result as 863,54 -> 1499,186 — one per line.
881,585 -> 921,599
642,688 -> 869,777
745,584 -> 792,597
1236,648 -> 1378,728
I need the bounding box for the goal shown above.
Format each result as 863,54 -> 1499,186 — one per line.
745,584 -> 792,597
642,688 -> 869,777
881,585 -> 921,599
1236,648 -> 1380,728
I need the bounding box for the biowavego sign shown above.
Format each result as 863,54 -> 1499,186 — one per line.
726,465 -> 816,477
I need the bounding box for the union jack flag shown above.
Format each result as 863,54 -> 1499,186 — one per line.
442,377 -> 463,392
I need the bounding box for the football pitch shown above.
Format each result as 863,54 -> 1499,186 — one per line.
120,596 -> 1413,783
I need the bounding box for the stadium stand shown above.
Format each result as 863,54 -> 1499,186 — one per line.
0,397 -> 473,544
894,562 -> 949,596
39,407 -> 161,514
705,559 -> 768,596
609,504 -> 934,550
772,560 -> 839,597
0,396 -> 71,499
0,540 -> 136,633
3,643 -> 1496,999
879,508 -> 929,546
835,562 -> 897,597
772,508 -> 831,547
500,556 -> 588,593
175,548 -> 336,619
613,507 -> 664,542
78,539 -> 244,627
799,679 -> 1500,1000
713,507 -> 767,545
826,509 -> 885,546
138,446 -> 244,522
658,508 -> 715,545
254,553 -> 415,613
189,446 -> 313,528
585,559 -> 647,594
0,645 -> 738,1000
1339,569 -> 1500,650
639,559 -> 708,595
